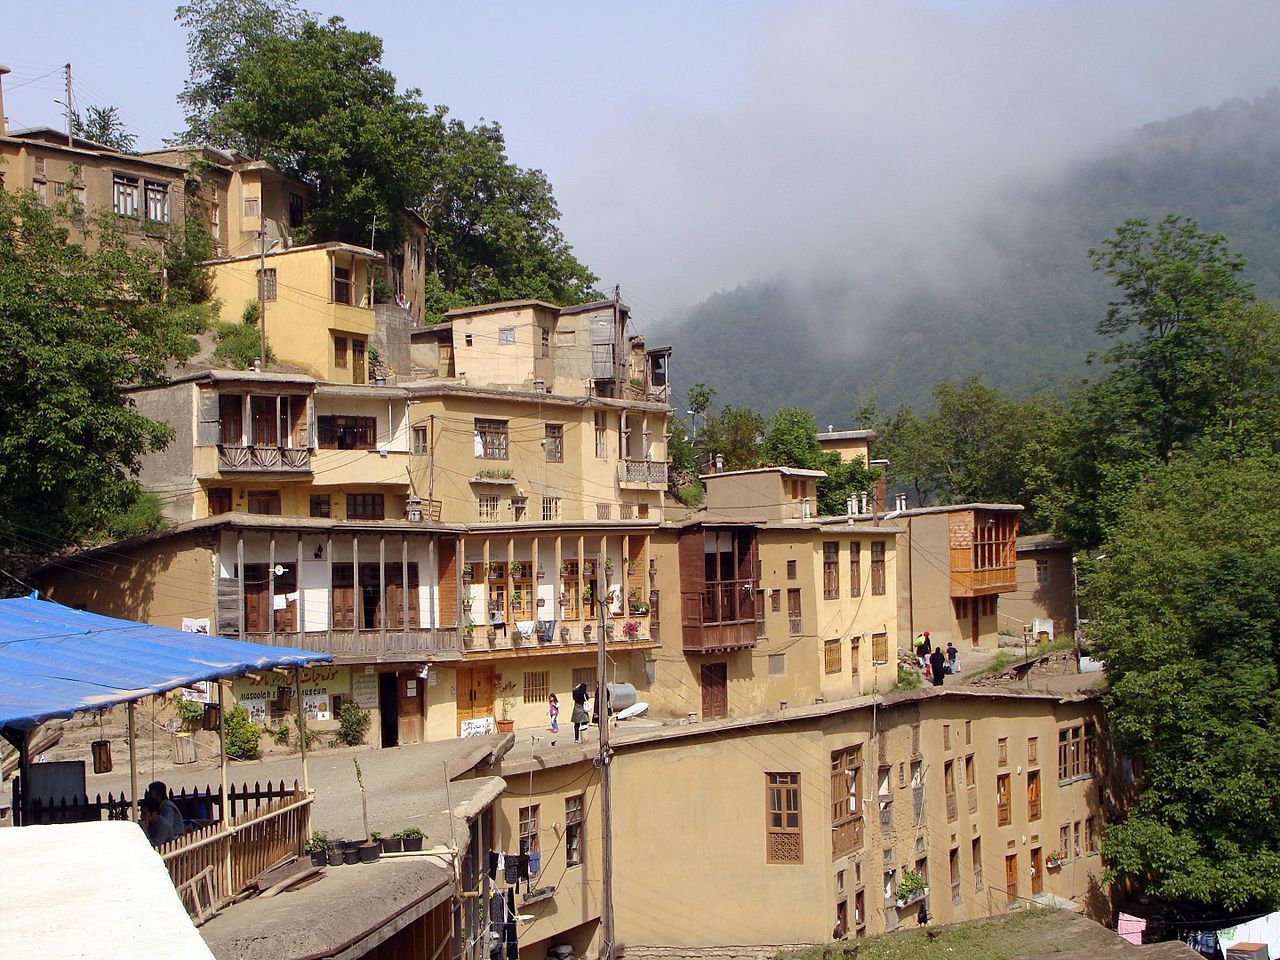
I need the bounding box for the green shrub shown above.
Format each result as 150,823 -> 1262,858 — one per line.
304,831 -> 327,853
224,705 -> 262,760
292,715 -> 321,750
213,320 -> 274,369
174,696 -> 206,729
270,724 -> 290,746
675,482 -> 704,506
241,300 -> 260,325
987,651 -> 1015,674
896,664 -> 921,690
105,490 -> 169,541
336,701 -> 371,747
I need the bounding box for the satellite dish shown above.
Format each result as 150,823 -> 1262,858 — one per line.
273,564 -> 285,576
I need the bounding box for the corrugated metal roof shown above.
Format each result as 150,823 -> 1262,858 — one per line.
0,596 -> 331,733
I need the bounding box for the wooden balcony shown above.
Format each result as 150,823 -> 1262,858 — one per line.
832,815 -> 865,859
460,617 -> 657,659
618,458 -> 668,489
217,444 -> 312,474
681,579 -> 759,653
244,627 -> 460,663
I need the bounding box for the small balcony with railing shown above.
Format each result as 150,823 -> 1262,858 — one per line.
949,508 -> 1019,597
682,578 -> 758,652
618,458 -> 668,489
198,389 -> 314,478
217,444 -> 312,473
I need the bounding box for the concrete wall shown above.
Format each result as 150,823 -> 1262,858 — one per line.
373,303 -> 415,382
450,305 -> 558,392
129,383 -> 198,522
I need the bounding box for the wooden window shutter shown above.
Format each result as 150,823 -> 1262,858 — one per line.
197,388 -> 221,446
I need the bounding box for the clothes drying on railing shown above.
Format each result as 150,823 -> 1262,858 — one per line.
489,609 -> 505,626
537,620 -> 555,643
514,621 -> 535,642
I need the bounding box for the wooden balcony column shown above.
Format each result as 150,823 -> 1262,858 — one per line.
326,532 -> 334,646
554,536 -> 562,624
236,530 -> 246,640
296,534 -> 305,644
352,535 -> 360,638
379,534 -> 386,641
507,536 -> 515,625
577,534 -> 585,623
622,534 -> 630,613
268,532 -> 276,645
443,534 -> 453,631
481,536 -> 490,628
531,537 -> 541,628
401,534 -> 410,631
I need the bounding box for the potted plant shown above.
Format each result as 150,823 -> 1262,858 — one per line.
463,625 -> 475,649
1046,851 -> 1064,870
400,827 -> 424,852
383,832 -> 404,853
305,831 -> 328,867
488,562 -> 504,580
370,831 -> 383,851
510,560 -> 524,576
496,678 -> 517,732
627,590 -> 650,615
462,563 -> 473,580
622,620 -> 641,640
895,870 -> 928,907
604,558 -> 613,574
354,759 -> 381,863
327,840 -> 346,867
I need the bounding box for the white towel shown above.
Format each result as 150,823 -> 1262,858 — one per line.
515,620 -> 535,637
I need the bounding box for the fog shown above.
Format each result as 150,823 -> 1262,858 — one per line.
552,0 -> 1280,328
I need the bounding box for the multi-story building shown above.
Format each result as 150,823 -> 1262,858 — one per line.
488,686 -> 1110,959
1003,534 -> 1077,641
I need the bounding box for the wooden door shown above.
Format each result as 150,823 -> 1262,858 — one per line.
1030,847 -> 1043,895
1005,854 -> 1018,905
242,564 -> 269,633
398,670 -> 422,745
456,667 -> 495,733
700,662 -> 728,720
971,597 -> 981,648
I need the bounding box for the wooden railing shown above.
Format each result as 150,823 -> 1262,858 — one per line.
997,800 -> 1011,826
832,815 -> 865,859
681,581 -> 760,652
618,459 -> 668,485
163,788 -> 311,916
946,792 -> 958,822
461,617 -> 656,653
967,784 -> 978,813
950,565 -> 1017,596
245,627 -> 460,661
217,444 -> 312,473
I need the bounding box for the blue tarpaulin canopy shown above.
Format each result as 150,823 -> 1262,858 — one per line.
0,595 -> 332,734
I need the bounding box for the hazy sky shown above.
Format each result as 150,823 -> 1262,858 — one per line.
5,1 -> 1280,324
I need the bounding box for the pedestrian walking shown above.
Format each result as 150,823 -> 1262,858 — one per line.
548,692 -> 560,734
946,642 -> 959,674
915,630 -> 931,667
929,647 -> 946,687
571,683 -> 589,742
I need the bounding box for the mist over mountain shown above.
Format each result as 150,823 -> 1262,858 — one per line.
657,93 -> 1280,424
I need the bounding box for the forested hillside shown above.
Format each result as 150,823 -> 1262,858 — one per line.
662,94 -> 1280,421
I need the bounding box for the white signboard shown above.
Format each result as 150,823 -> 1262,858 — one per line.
181,617 -> 210,635
304,694 -> 331,722
351,671 -> 378,709
460,717 -> 495,737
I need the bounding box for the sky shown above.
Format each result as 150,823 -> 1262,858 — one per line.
5,1 -> 1280,326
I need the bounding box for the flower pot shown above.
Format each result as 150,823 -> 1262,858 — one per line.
327,849 -> 344,867
383,836 -> 404,853
310,850 -> 327,867
403,835 -> 424,852
91,739 -> 113,774
343,848 -> 360,865
497,719 -> 515,733
359,842 -> 381,864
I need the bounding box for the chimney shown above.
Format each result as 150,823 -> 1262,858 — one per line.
714,454 -> 724,474
896,493 -> 908,512
0,65 -> 9,137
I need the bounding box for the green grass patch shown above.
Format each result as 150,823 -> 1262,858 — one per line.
780,910 -> 1075,960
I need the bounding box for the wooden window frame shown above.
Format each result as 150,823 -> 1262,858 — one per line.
475,419 -> 509,460
346,493 -> 385,520
332,265 -> 353,305
523,671 -> 550,703
143,180 -> 170,224
246,489 -> 281,515
541,496 -> 561,521
996,772 -> 1012,827
412,426 -> 429,455
208,487 -> 232,516
871,632 -> 888,664
498,326 -> 516,345
786,559 -> 798,580
849,543 -> 861,597
998,737 -> 1008,766
786,588 -> 802,635
870,541 -> 886,595
257,267 -> 278,302
518,804 -> 540,857
824,638 -> 842,675
309,494 -> 331,518
545,423 -> 564,462
823,542 -> 839,599
317,415 -> 377,450
1027,768 -> 1042,821
766,772 -> 803,865
565,794 -> 584,867
334,335 -> 348,369
476,495 -> 500,522
594,411 -> 608,459
112,173 -> 140,218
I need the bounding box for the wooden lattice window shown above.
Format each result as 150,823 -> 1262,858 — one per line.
831,747 -> 863,859
565,794 -> 584,866
823,542 -> 839,599
519,805 -> 540,856
766,772 -> 802,864
824,639 -> 842,675
523,671 -> 549,703
870,541 -> 886,595
850,543 -> 861,597
545,423 -> 564,462
871,632 -> 888,664
475,419 -> 508,459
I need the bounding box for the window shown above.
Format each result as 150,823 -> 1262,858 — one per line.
980,595 -> 997,617
1060,824 -> 1071,858
309,494 -> 331,518
288,191 -> 305,228
144,180 -> 170,223
831,746 -> 864,858
523,671 -> 550,703
541,497 -> 561,521
996,773 -> 1011,826
334,335 -> 348,368
243,195 -> 260,217
596,503 -> 612,520
565,794 -> 584,867
1028,737 -> 1038,765
317,415 -> 377,450
208,487 -> 232,516
218,394 -> 243,445
786,559 -> 797,580
573,666 -> 597,691
346,494 -> 385,520
412,426 -> 429,455
824,639 -> 842,674
333,266 -> 352,305
545,424 -> 564,462
464,334 -> 473,347
352,339 -> 366,385
998,737 -> 1008,766
247,490 -> 281,515
475,419 -> 508,459
594,412 -> 607,458
112,174 -> 139,217
1085,816 -> 1097,854
943,724 -> 952,751
1058,722 -> 1095,781
1073,821 -> 1082,858
964,754 -> 975,787
619,503 -> 633,520
33,179 -> 48,206
768,654 -> 785,676
849,543 -> 861,597
1027,769 -> 1041,821
770,590 -> 781,613
511,497 -> 527,521
850,635 -> 860,677
787,588 -> 802,635
766,773 -> 802,864
965,720 -> 973,745
498,326 -> 516,345
823,542 -> 840,598
871,632 -> 888,664
541,327 -> 550,357
756,590 -> 766,638
257,267 -> 277,302
477,495 -> 500,521
870,541 -> 886,595
518,805 -> 540,857
34,157 -> 46,176
1035,558 -> 1050,585
944,760 -> 957,821
950,847 -> 961,904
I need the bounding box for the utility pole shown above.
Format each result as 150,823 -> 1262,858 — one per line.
258,226 -> 268,367
595,556 -> 615,960
1071,556 -> 1082,674
64,63 -> 73,146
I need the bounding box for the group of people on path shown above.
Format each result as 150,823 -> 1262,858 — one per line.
915,630 -> 959,687
545,683 -> 593,744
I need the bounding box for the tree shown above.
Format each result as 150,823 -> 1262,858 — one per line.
0,191 -> 197,579
700,406 -> 766,472
72,105 -> 137,152
174,0 -> 309,144
1088,449 -> 1280,915
762,407 -> 875,515
206,16 -> 433,249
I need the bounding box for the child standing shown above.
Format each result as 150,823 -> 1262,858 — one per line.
548,693 -> 560,734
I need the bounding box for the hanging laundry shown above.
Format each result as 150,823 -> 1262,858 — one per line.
488,851 -> 499,880
517,853 -> 530,881
528,851 -> 541,876
504,888 -> 519,960
496,851 -> 506,877
504,857 -> 521,884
